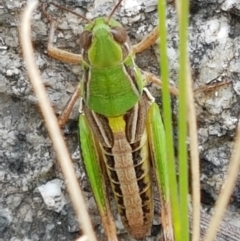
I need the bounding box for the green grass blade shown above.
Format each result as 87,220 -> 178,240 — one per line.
177,1 -> 190,241
158,1 -> 181,240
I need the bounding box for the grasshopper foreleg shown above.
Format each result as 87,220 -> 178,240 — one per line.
132,26 -> 179,97
132,26 -> 159,54
47,21 -> 82,64
144,71 -> 179,96
42,3 -> 83,64
58,86 -> 81,127
42,4 -> 84,126
48,21 -> 82,127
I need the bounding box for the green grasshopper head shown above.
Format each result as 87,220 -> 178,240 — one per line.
80,17 -> 130,68
49,1 -> 127,68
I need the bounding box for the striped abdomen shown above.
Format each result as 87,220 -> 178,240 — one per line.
102,124 -> 153,239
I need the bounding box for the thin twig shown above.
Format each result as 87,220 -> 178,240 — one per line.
186,62 -> 201,241
203,120 -> 240,241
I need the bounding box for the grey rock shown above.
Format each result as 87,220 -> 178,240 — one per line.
1,0 -> 240,241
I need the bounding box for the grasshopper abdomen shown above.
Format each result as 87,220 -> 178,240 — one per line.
82,91 -> 154,239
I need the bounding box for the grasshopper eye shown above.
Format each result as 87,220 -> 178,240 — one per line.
111,27 -> 128,44
80,31 -> 93,50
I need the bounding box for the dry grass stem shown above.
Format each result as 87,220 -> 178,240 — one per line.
20,1 -> 97,241
203,120 -> 240,241
186,63 -> 201,241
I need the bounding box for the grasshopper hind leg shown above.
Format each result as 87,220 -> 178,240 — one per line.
79,114 -> 118,241
146,101 -> 174,241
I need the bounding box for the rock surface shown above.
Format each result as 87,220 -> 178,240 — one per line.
1,0 -> 240,240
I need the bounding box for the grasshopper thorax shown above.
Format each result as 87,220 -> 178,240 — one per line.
80,17 -> 130,68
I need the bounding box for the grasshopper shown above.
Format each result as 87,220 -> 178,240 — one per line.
43,1 -> 178,240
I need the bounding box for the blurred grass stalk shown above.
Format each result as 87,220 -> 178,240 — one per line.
158,0 -> 200,240
20,1 -> 97,241
158,1 -> 240,241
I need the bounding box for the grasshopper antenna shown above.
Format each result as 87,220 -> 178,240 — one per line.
49,2 -> 93,24
107,0 -> 124,22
